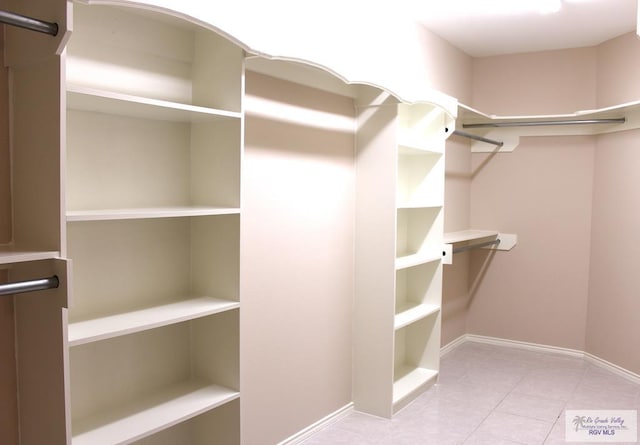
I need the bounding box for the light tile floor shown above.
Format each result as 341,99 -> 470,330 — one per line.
300,342 -> 640,445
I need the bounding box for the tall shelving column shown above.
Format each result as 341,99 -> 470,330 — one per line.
354,91 -> 450,418
64,4 -> 243,444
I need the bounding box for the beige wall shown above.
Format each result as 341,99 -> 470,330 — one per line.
448,33 -> 640,377
427,24 -> 476,347
587,129 -> 640,373
597,32 -> 640,108
241,71 -> 355,444
443,135 -> 472,346
472,46 -> 597,115
467,47 -> 599,352
585,32 -> 640,374
0,28 -> 19,445
462,47 -> 599,351
418,25 -> 474,105
468,136 -> 594,350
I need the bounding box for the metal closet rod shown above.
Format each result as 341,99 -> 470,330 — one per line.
452,239 -> 500,254
0,275 -> 59,297
450,128 -> 504,147
463,117 -> 626,129
0,9 -> 58,36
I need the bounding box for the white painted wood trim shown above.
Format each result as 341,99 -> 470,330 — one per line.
584,353 -> 640,385
440,334 -> 467,356
66,207 -> 240,222
0,250 -> 61,265
277,403 -> 354,445
464,334 -> 584,358
441,334 -> 640,385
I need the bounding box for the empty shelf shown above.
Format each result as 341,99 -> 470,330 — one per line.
0,249 -> 60,265
396,203 -> 443,210
392,366 -> 438,406
394,304 -> 440,330
72,381 -> 239,445
66,207 -> 241,222
67,85 -> 241,122
398,140 -> 444,155
396,252 -> 442,270
68,297 -> 240,346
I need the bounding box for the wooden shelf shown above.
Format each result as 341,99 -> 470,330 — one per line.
396,252 -> 442,270
392,366 -> 438,407
394,304 -> 439,330
72,381 -> 239,445
396,203 -> 443,210
66,207 -> 240,222
398,139 -> 444,155
67,85 -> 242,122
68,297 -> 239,347
0,249 -> 60,265
443,230 -> 499,244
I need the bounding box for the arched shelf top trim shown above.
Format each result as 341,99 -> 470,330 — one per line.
75,0 -> 459,119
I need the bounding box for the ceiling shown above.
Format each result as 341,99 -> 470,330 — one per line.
413,0 -> 638,57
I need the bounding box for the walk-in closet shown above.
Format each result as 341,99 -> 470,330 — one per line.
1,1 -> 639,444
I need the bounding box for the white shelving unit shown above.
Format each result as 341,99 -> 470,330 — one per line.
64,3 -> 243,443
354,93 -> 451,418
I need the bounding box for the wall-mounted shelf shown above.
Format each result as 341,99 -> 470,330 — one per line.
443,230 -> 498,244
443,230 -> 517,265
457,100 -> 640,152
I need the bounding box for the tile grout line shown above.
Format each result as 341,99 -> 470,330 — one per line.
460,370 -> 529,444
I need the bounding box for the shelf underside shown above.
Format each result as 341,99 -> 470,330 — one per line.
68,297 -> 240,347
72,381 -> 239,445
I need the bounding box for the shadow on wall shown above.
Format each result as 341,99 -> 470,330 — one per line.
468,249 -> 498,304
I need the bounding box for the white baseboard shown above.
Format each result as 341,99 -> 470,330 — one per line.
584,352 -> 640,385
441,334 -> 640,385
465,334 -> 584,358
440,334 -> 467,356
278,403 -> 354,445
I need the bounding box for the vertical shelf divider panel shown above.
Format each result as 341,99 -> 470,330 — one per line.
4,0 -> 72,442
355,89 -> 449,419
65,4 -> 243,443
